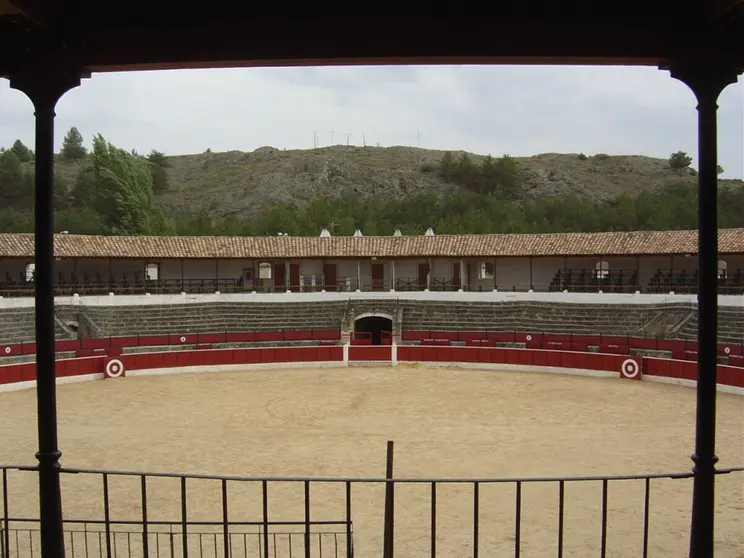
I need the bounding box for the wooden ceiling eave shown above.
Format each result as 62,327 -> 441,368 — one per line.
713,0 -> 744,18
84,56 -> 671,74
1,12 -> 743,78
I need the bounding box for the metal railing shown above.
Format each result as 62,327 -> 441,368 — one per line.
0,519 -> 352,558
5,278 -> 744,297
2,465 -> 742,558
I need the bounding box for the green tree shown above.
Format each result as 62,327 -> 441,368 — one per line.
53,174 -> 70,209
0,150 -> 33,205
90,134 -> 154,234
668,151 -> 692,170
10,140 -> 33,162
146,150 -> 170,193
439,151 -> 455,180
452,153 -> 477,190
61,127 -> 87,162
70,166 -> 97,207
492,154 -> 521,198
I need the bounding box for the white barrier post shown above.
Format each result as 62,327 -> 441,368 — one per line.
391,343 -> 398,366
343,343 -> 349,365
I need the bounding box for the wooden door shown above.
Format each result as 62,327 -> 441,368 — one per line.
289,263 -> 300,292
273,263 -> 286,292
323,263 -> 337,291
453,262 -> 461,290
371,263 -> 385,291
417,263 -> 429,290
242,268 -> 254,291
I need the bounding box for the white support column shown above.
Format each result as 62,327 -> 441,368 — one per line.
426,258 -> 432,291
391,260 -> 396,292
459,258 -> 464,291
356,259 -> 361,292
285,261 -> 291,293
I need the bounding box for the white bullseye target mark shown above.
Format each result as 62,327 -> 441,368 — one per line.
3,347 -> 10,354
106,359 -> 125,379
724,347 -> 731,355
180,336 -> 186,343
526,335 -> 532,341
621,358 -> 640,379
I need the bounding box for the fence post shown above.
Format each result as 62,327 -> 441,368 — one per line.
382,441 -> 395,558
2,469 -> 9,558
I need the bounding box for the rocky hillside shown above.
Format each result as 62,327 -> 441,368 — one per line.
52,145 -> 738,219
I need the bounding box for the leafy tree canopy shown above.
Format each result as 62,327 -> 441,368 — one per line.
61,126 -> 87,162
1,136 -> 743,239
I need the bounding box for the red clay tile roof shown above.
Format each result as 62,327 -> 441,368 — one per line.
0,229 -> 741,259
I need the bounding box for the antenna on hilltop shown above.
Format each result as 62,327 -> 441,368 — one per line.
313,131 -> 319,149
341,132 -> 351,146
328,130 -> 335,145
417,129 -> 421,147
362,132 -> 366,147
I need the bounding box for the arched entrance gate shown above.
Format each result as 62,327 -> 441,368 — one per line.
352,313 -> 393,345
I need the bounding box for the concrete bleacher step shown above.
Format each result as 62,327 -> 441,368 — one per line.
75,301 -> 348,338
401,300 -> 676,338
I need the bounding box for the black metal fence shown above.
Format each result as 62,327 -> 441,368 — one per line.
2,465 -> 742,558
0,519 -> 351,558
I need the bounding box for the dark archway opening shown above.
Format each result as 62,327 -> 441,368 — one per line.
355,316 -> 393,345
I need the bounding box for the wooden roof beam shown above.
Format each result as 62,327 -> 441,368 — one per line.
712,0 -> 744,19
0,0 -> 50,28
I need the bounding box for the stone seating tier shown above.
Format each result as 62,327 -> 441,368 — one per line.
400,301 -> 687,337
677,307 -> 744,344
75,301 -> 349,337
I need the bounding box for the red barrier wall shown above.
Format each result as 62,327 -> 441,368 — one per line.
1,345 -> 742,391
398,345 -> 625,375
348,346 -> 392,361
0,356 -> 106,386
0,329 -> 342,357
3,328 -> 743,365
116,345 -> 344,374
398,330 -> 738,359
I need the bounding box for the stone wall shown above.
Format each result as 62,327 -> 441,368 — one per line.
66,301 -> 348,337
0,308 -> 37,344
0,307 -> 75,344
677,306 -> 744,344
400,300 -> 695,337
7,297 -> 744,345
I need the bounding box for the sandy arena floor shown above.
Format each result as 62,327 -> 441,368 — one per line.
1,365 -> 743,558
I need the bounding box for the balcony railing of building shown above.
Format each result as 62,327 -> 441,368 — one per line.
1,465 -> 742,558
647,268 -> 744,295
4,268 -> 744,297
549,269 -> 639,293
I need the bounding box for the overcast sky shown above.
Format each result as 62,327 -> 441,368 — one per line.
1,65 -> 743,178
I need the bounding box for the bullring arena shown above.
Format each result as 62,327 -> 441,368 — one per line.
1,289 -> 743,558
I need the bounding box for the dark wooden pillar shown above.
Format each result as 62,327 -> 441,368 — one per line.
668,62 -> 741,558
635,255 -> 641,292
10,66 -> 85,558
670,254 -> 675,292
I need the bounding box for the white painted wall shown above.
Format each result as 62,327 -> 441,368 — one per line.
4,289 -> 744,309
4,253 -> 744,295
